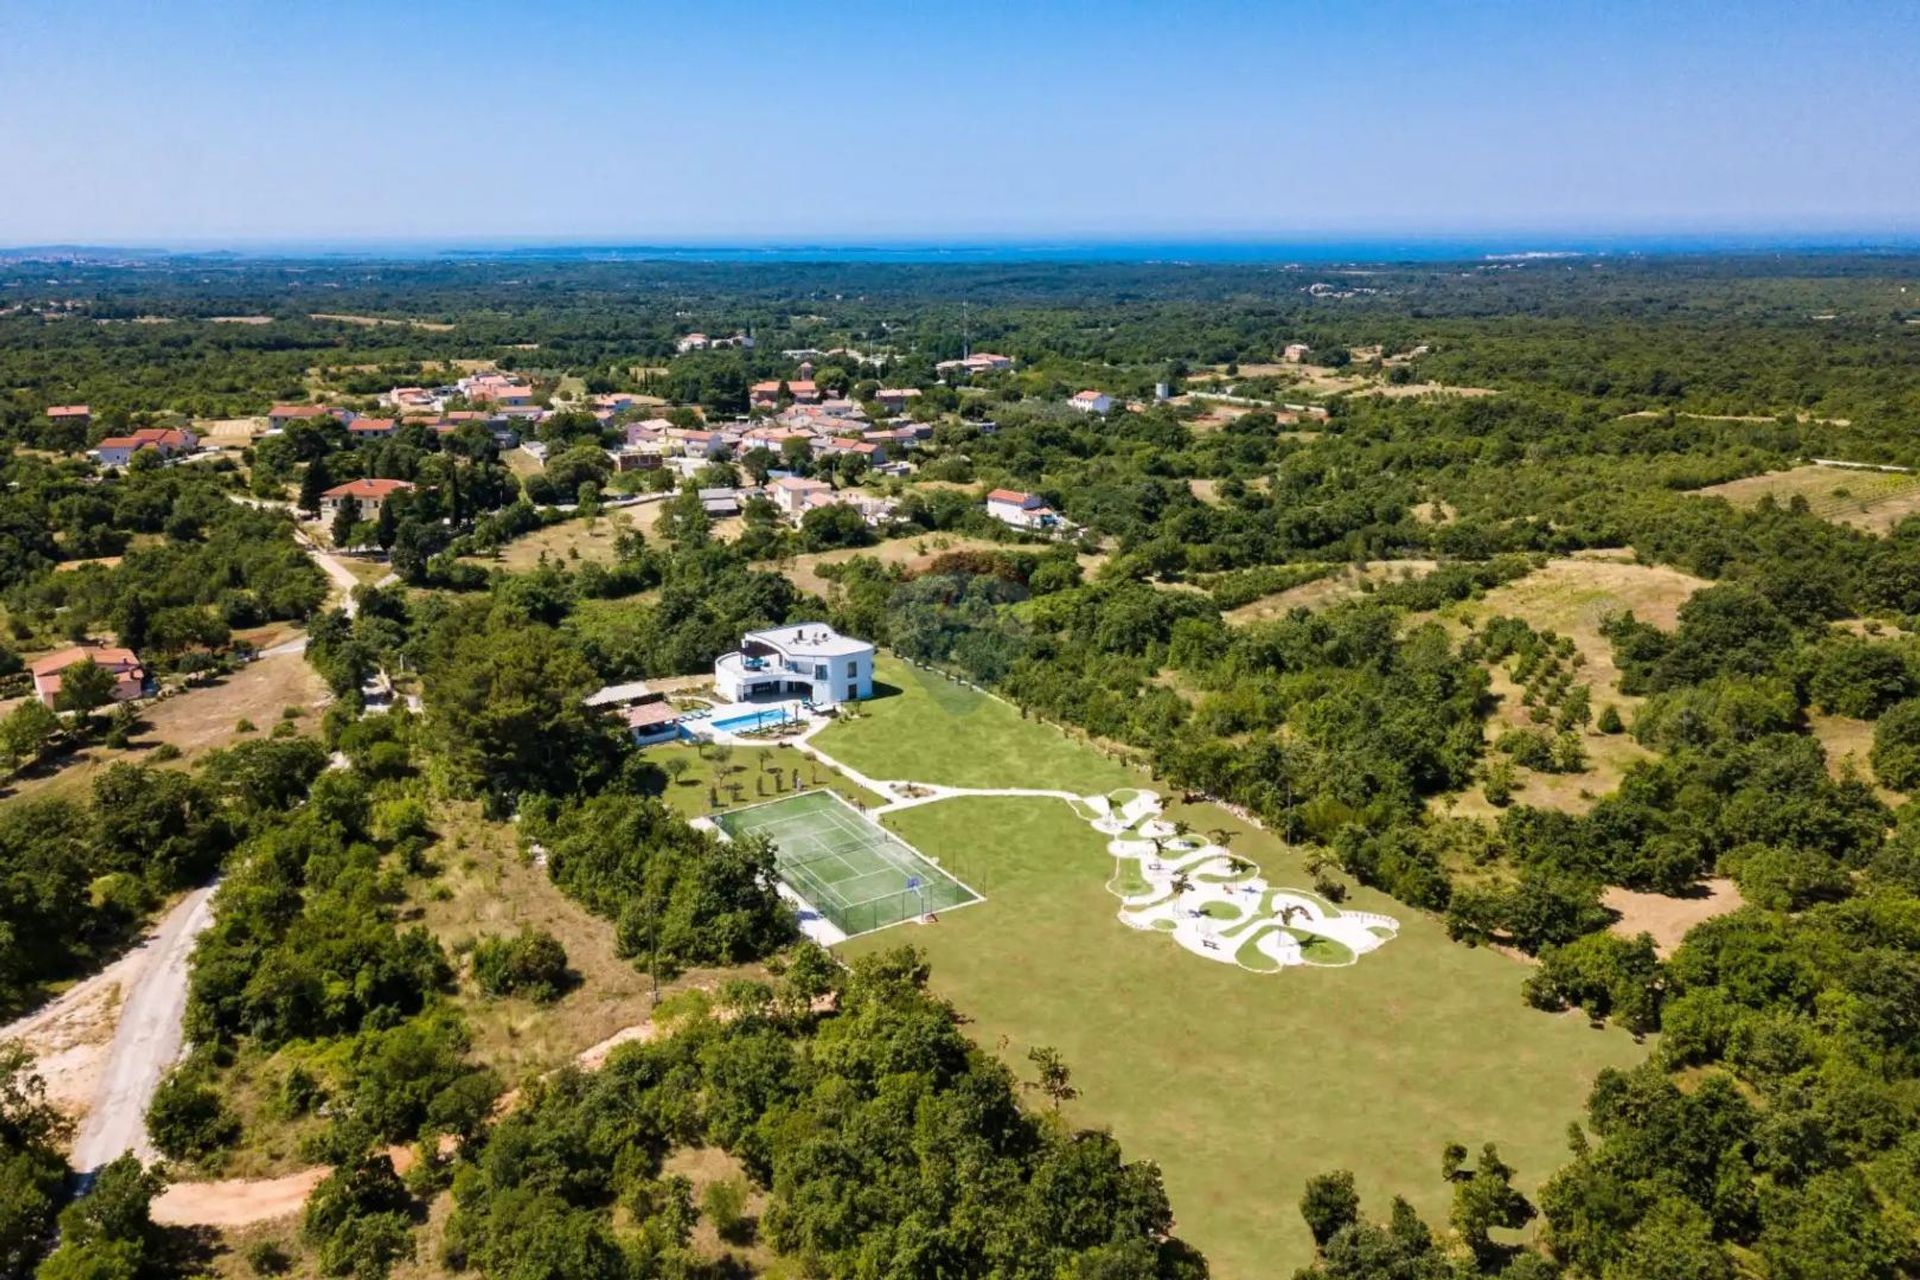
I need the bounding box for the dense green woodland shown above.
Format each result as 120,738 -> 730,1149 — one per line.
4,252 -> 1920,1277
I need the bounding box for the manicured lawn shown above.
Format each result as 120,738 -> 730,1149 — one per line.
847,794 -> 1649,1278
811,653 -> 1144,794
636,741 -> 886,819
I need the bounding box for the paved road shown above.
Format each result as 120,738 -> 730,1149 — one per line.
69,886 -> 218,1173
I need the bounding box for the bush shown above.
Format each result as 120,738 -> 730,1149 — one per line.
246,1240 -> 293,1275
470,928 -> 570,1002
146,1065 -> 240,1160
701,1176 -> 753,1245
1872,699 -> 1920,791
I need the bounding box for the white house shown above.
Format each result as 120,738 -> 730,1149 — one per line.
985,488 -> 1060,531
1068,390 -> 1113,414
95,427 -> 198,467
713,623 -> 874,708
320,477 -> 413,520
767,475 -> 835,519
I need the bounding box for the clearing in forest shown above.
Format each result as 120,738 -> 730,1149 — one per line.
1439,555 -> 1707,817
2,652 -> 330,804
819,664 -> 1646,1277
1223,559 -> 1438,624
1693,464 -> 1920,534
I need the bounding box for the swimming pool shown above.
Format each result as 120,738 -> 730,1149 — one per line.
712,707 -> 800,734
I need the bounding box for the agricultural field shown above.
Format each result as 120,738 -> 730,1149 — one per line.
1693,463 -> 1920,533
813,670 -> 1649,1276
1439,555 -> 1707,817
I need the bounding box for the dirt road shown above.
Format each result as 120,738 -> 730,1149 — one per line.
69,886 -> 218,1172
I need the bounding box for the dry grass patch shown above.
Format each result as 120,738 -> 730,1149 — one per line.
1807,711 -> 1905,805
661,1146 -> 774,1272
1224,559 -> 1438,625
1693,464 -> 1920,534
1436,557 -> 1708,814
308,313 -> 455,332
5,652 -> 329,804
411,803 -> 717,1084
1602,880 -> 1744,957
765,533 -> 1003,597
466,512 -> 643,573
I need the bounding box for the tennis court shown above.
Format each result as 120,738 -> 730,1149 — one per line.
715,790 -> 982,937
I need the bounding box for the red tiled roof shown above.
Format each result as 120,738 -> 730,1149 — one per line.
30,645 -> 140,677
348,418 -> 396,432
322,478 -> 414,499
987,488 -> 1033,504
47,404 -> 89,417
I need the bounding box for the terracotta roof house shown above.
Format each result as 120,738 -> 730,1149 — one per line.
1068,390 -> 1113,413
749,379 -> 821,408
268,404 -> 346,430
347,417 -> 397,439
30,645 -> 146,709
96,427 -> 198,467
46,404 -> 91,425
320,477 -> 413,519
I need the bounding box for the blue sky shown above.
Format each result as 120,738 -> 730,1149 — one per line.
2,0 -> 1916,245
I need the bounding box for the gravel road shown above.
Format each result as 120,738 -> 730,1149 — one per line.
69,886 -> 217,1172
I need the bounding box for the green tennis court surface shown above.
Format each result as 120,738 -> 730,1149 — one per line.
715,790 -> 982,937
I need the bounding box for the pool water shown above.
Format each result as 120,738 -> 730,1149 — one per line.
713,707 -> 798,734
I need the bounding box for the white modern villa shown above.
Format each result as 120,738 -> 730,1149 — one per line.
713,623 -> 874,708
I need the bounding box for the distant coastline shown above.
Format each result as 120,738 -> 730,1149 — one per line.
3,231 -> 1917,266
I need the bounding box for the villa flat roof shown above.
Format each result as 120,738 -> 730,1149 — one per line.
744,622 -> 870,658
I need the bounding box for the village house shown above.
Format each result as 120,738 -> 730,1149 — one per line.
30,645 -> 146,709
767,475 -> 836,519
383,387 -> 439,412
95,427 -> 199,467
1068,390 -> 1113,414
607,445 -> 663,473
676,333 -> 711,353
750,379 -> 821,408
347,417 -> 397,440
1283,343 -> 1313,363
936,352 -> 1015,377
666,427 -> 727,458
985,487 -> 1061,531
812,436 -> 884,465
320,477 -> 414,521
590,393 -> 639,414
713,622 -> 874,708
268,404 -> 346,431
46,404 -> 91,429
874,388 -> 921,413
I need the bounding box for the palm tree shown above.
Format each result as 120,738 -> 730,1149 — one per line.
1303,848 -> 1337,880
1278,903 -> 1306,928
1170,872 -> 1195,896
1208,827 -> 1236,851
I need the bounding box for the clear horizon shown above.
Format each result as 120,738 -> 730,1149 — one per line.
3,0 -> 1916,245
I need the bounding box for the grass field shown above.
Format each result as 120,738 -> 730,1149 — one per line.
462,510 -> 646,572
1694,464 -> 1920,533
716,790 -> 980,936
811,653 -> 1142,793
845,794 -> 1648,1277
